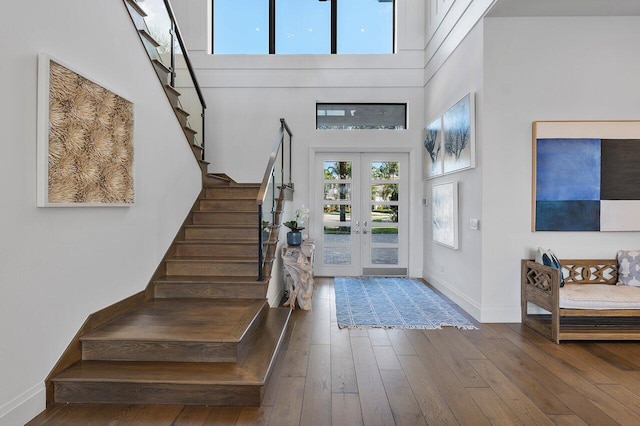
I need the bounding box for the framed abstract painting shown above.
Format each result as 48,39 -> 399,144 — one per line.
37,53 -> 134,207
423,116 -> 443,179
532,120 -> 640,231
442,93 -> 475,174
432,181 -> 459,249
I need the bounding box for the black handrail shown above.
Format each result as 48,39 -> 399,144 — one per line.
124,0 -> 207,158
257,119 -> 293,281
162,0 -> 207,109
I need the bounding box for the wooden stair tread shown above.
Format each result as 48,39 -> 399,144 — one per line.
165,85 -> 181,97
125,0 -> 148,17
175,106 -> 189,116
138,29 -> 161,48
151,59 -> 170,74
175,239 -> 258,245
193,210 -> 257,214
154,275 -> 267,284
81,299 -> 266,343
55,308 -> 290,385
166,256 -> 256,263
185,224 -> 255,229
54,360 -> 260,385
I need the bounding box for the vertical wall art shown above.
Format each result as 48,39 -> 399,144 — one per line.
37,53 -> 134,207
442,92 -> 475,174
432,181 -> 459,249
532,120 -> 640,231
423,116 -> 443,179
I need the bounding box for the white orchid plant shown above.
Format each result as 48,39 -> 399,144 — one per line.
283,205 -> 310,233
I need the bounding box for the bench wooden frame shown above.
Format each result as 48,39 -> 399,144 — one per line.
521,259 -> 640,343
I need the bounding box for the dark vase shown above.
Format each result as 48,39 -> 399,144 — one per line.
287,231 -> 302,246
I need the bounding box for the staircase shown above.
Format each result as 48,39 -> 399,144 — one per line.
44,1 -> 293,407
50,179 -> 290,406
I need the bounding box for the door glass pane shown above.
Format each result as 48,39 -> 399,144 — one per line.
371,205 -> 398,224
371,227 -> 398,244
370,184 -> 398,202
371,162 -> 399,180
324,204 -> 351,224
371,248 -> 398,265
324,183 -> 351,201
324,247 -> 351,265
324,226 -> 351,244
324,161 -> 352,179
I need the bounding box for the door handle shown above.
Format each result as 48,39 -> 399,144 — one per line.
353,221 -> 360,234
362,221 -> 369,234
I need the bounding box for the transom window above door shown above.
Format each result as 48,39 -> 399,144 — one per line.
316,103 -> 406,129
212,0 -> 395,54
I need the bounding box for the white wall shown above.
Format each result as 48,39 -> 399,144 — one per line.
0,1 -> 202,424
422,22 -> 484,319
175,0 -> 427,292
481,16 -> 640,321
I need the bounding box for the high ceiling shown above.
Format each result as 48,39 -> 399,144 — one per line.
487,0 -> 640,17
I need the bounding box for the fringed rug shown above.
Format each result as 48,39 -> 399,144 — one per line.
334,277 -> 477,330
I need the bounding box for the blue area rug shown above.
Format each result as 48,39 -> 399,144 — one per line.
334,277 -> 477,330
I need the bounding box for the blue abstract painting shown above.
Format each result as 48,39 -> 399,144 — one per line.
535,138 -> 602,231
536,139 -> 601,201
536,201 -> 600,231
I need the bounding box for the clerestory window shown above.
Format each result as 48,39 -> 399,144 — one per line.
213,0 -> 395,54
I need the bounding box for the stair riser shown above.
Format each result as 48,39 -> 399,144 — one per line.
154,283 -> 266,299
192,212 -> 258,226
152,63 -> 169,85
176,111 -> 188,127
166,261 -> 256,276
176,243 -> 256,258
199,199 -> 256,211
54,382 -> 261,406
185,227 -> 256,240
82,341 -> 238,363
236,304 -> 268,364
205,187 -> 259,199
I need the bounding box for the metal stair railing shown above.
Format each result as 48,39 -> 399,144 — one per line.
257,119 -> 293,281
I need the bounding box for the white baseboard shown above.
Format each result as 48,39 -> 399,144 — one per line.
423,270 -> 482,321
423,270 -> 521,323
479,305 -> 521,323
0,383 -> 45,426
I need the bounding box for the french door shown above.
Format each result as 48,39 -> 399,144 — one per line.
314,152 -> 408,276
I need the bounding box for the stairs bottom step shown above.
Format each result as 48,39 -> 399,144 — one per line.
54,380 -> 262,406
53,307 -> 291,406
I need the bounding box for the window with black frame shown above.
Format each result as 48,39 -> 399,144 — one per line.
316,103 -> 406,130
212,0 -> 395,54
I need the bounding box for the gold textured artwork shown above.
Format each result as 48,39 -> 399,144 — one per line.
38,54 -> 134,206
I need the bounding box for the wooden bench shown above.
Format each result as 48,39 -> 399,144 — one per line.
521,259 -> 640,343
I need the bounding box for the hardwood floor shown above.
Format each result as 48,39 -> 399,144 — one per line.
29,278 -> 640,425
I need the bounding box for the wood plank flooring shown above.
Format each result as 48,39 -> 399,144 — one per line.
29,278 -> 640,425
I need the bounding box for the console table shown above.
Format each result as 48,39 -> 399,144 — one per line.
281,241 -> 315,310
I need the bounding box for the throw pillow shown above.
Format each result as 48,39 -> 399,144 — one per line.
535,247 -> 565,287
617,250 -> 640,286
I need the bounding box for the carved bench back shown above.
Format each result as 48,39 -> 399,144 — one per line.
559,259 -> 617,285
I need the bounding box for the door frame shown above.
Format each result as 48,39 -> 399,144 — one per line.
309,146 -> 413,277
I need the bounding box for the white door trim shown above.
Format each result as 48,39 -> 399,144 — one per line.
310,147 -> 412,277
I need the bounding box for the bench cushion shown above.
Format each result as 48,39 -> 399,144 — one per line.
560,284 -> 640,310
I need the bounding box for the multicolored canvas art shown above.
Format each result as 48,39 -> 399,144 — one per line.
533,121 -> 640,231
